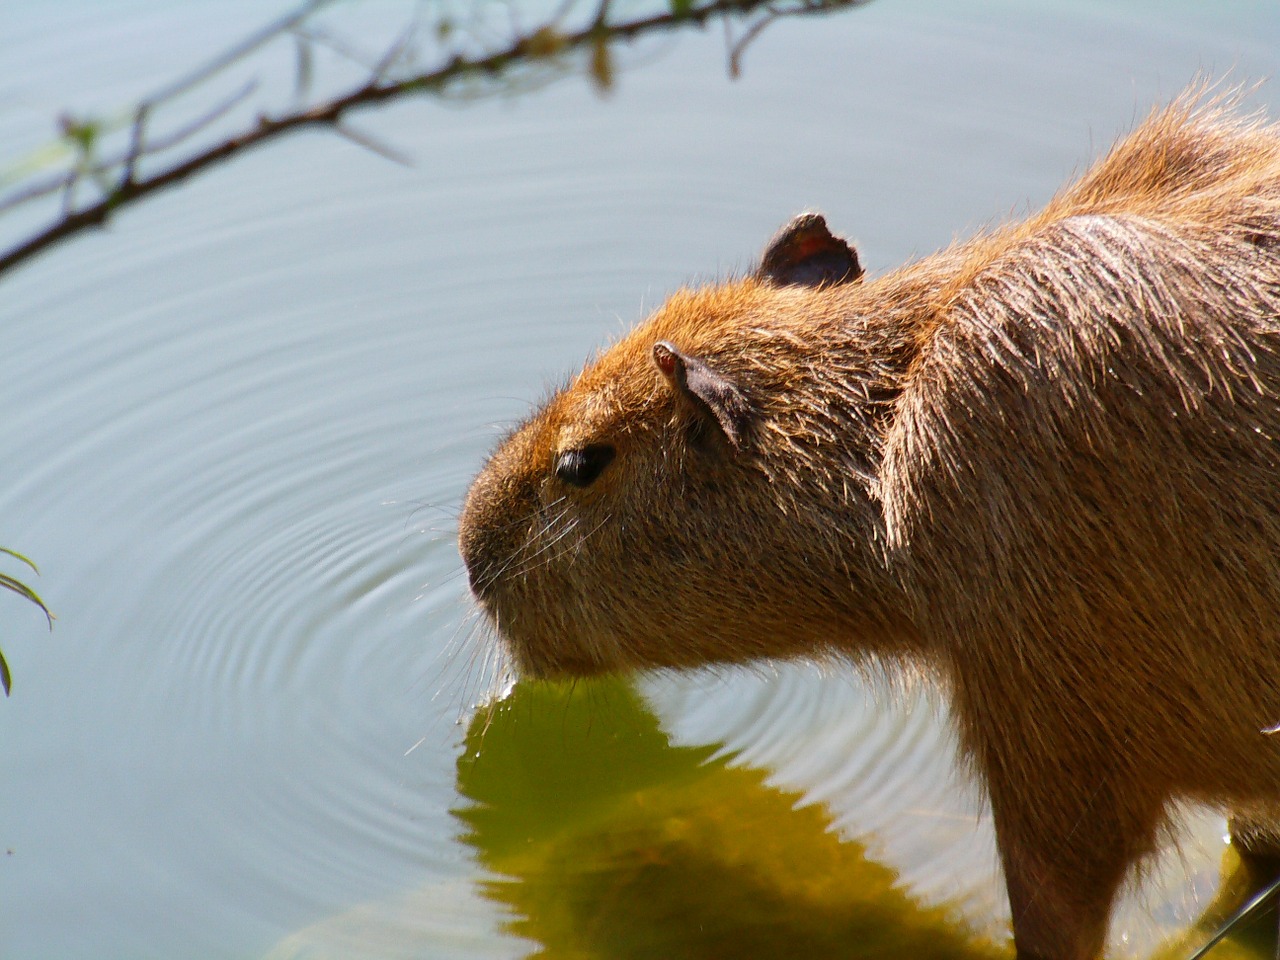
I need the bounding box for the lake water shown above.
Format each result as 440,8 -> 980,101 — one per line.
2,1 -> 1279,958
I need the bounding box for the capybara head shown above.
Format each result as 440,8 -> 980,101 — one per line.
459,215 -> 924,678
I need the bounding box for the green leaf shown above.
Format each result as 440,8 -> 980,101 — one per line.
0,547 -> 52,698
0,573 -> 52,628
59,114 -> 101,155
0,546 -> 39,574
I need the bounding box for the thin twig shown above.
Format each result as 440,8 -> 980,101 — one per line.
0,0 -> 866,278
146,0 -> 333,107
0,79 -> 259,217
140,79 -> 261,155
373,21 -> 420,81
334,121 -> 415,166
591,0 -> 612,31
291,31 -> 316,103
121,104 -> 149,188
728,10 -> 777,78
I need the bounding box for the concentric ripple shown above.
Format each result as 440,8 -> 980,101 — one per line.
0,106 -> 533,956
4,2 -> 1277,959
645,666 -> 1231,955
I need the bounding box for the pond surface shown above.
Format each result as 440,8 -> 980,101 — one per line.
2,1 -> 1279,958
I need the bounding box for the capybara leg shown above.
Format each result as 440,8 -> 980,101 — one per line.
989,778 -> 1162,960
1000,841 -> 1114,960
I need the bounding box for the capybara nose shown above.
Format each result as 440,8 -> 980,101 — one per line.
456,510 -> 497,601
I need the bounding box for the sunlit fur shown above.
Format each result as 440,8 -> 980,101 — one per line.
459,90 -> 1280,959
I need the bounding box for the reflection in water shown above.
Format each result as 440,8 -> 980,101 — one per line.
260,673 -> 1274,960
1153,853 -> 1280,960
455,677 -> 1009,959
6,2 -> 1280,956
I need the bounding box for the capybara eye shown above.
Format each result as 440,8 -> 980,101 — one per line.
554,444 -> 616,488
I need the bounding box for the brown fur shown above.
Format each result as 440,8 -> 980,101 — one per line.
458,91 -> 1280,959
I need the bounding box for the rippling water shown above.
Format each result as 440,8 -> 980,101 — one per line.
1,1 -> 1278,957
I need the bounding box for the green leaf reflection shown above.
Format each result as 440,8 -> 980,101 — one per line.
455,676 -> 1009,959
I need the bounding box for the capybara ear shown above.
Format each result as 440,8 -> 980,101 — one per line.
652,340 -> 750,450
756,213 -> 864,288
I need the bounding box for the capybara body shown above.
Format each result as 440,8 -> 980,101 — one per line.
458,95 -> 1280,959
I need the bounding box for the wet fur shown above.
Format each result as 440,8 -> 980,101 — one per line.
459,91 -> 1280,959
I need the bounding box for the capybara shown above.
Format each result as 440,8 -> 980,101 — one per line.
458,92 -> 1280,959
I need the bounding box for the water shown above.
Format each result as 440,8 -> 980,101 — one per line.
1,1 -> 1278,957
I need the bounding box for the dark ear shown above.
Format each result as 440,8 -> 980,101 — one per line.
652,341 -> 750,450
756,213 -> 863,288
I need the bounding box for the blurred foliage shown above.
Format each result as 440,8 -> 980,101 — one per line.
0,547 -> 51,696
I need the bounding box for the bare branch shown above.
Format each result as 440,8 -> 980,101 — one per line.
0,0 -> 869,279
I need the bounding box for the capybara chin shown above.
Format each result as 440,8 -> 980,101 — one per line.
457,91 -> 1280,959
